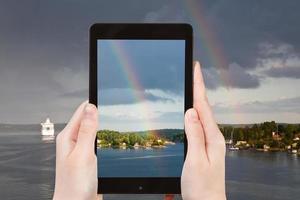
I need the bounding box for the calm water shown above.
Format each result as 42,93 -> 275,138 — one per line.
98,144 -> 184,177
0,130 -> 299,200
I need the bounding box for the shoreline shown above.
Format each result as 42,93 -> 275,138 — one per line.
97,142 -> 178,150
227,146 -> 300,156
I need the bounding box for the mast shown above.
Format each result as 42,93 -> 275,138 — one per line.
230,127 -> 235,144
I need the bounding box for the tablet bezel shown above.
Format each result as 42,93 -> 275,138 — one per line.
90,23 -> 193,194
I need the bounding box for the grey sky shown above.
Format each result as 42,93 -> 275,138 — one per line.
0,0 -> 299,124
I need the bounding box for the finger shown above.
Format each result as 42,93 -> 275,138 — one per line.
97,194 -> 103,200
62,100 -> 88,142
55,101 -> 88,159
193,61 -> 219,134
76,103 -> 98,155
193,61 -> 225,160
184,108 -> 207,162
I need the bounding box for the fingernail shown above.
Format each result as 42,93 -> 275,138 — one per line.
187,109 -> 199,121
84,103 -> 96,117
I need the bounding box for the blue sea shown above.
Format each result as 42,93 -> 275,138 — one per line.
97,143 -> 184,177
0,130 -> 299,200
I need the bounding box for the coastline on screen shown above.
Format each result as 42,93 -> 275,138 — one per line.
97,39 -> 185,177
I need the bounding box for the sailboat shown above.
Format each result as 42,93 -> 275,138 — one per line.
228,128 -> 239,151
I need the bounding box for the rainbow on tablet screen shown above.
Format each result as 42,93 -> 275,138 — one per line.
97,39 -> 185,177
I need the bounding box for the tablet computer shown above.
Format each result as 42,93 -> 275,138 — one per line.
89,23 -> 193,194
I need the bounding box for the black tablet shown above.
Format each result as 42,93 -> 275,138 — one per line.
89,23 -> 193,194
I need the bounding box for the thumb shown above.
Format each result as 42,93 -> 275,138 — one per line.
184,108 -> 207,161
76,103 -> 98,155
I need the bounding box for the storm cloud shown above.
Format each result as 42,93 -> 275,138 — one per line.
202,63 -> 260,90
98,40 -> 185,92
257,43 -> 300,79
0,0 -> 299,123
264,66 -> 300,79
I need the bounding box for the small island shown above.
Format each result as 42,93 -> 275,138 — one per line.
220,121 -> 300,155
96,129 -> 184,149
96,122 -> 300,155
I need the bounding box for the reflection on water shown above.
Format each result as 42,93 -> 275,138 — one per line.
118,154 -> 181,160
41,135 -> 55,143
226,150 -> 300,200
0,131 -> 56,200
0,130 -> 299,200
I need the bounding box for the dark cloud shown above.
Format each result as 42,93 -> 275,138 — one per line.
204,0 -> 300,68
224,63 -> 260,89
144,3 -> 185,23
0,0 -> 172,123
0,66 -> 88,123
256,42 -> 300,79
258,43 -> 294,57
264,66 -> 300,79
98,40 -> 185,92
144,0 -> 300,69
202,68 -> 220,90
202,63 -> 260,90
0,0 -> 299,123
0,0 -> 165,72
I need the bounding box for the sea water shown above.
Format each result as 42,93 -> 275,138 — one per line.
0,130 -> 299,200
97,143 -> 184,177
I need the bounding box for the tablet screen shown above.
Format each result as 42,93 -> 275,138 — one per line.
97,39 -> 185,177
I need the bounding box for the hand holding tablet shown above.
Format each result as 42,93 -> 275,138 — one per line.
53,102 -> 98,200
53,62 -> 226,200
181,61 -> 226,200
53,23 -> 226,199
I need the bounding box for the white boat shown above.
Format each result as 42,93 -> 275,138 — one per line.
228,128 -> 239,151
41,118 -> 54,136
133,143 -> 140,149
291,149 -> 298,154
229,147 -> 239,151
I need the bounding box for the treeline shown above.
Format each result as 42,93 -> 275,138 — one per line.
220,121 -> 300,148
96,129 -> 184,147
137,129 -> 184,142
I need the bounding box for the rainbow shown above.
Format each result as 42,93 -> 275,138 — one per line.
108,40 -> 160,136
109,40 -> 145,104
183,0 -> 231,86
183,0 -> 243,123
